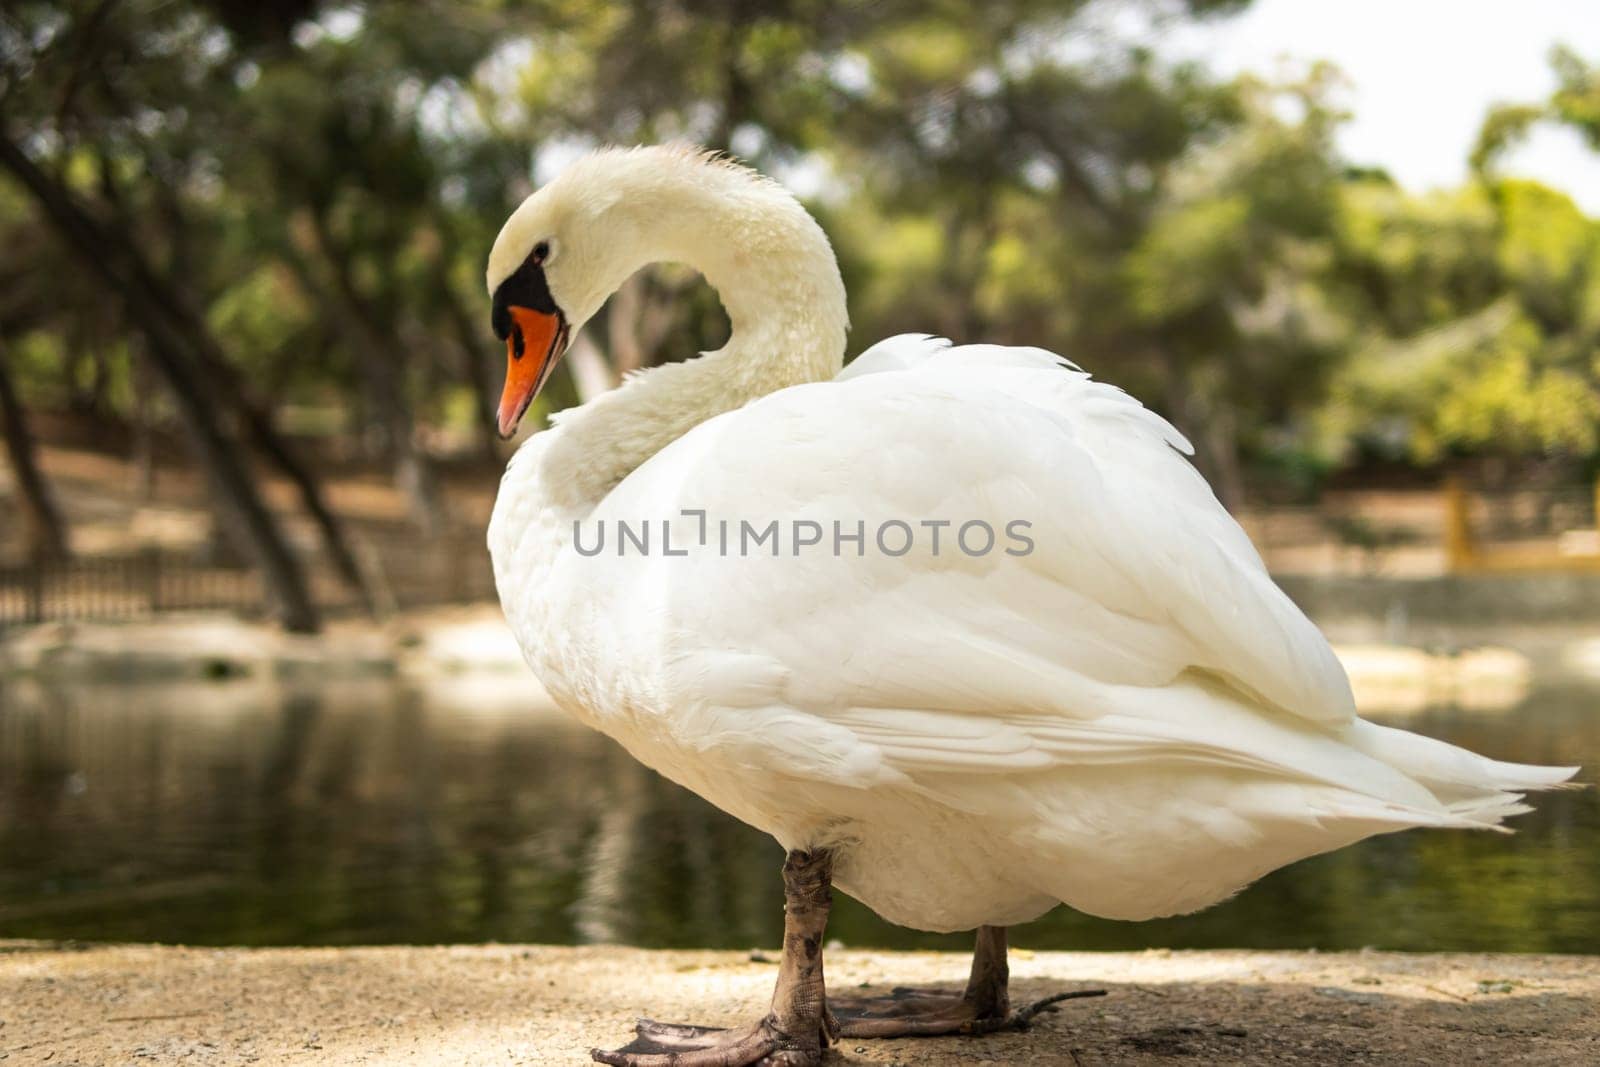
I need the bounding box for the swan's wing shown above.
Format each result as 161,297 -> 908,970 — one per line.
842,333 -> 1083,379
565,338 -> 1355,793
838,333 -> 974,379
834,334 -> 1350,723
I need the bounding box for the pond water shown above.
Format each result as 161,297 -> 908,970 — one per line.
1,668 -> 1596,953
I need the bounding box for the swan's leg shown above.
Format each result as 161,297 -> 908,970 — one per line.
591,849 -> 835,1067
832,925 -> 1105,1038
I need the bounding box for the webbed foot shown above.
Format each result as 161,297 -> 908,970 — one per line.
592,1015 -> 826,1066
593,850 -> 836,1067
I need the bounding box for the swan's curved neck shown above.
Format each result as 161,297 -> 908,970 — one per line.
523,172 -> 849,517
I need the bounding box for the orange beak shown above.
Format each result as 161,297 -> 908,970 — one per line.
497,306 -> 568,438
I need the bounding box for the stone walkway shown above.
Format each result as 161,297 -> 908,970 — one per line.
2,942 -> 1596,1064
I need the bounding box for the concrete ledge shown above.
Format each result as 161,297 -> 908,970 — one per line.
0,607 -> 539,686
1278,572 -> 1600,625
2,943 -> 1596,1064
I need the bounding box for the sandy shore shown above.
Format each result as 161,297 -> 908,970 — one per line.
2,942 -> 1596,1065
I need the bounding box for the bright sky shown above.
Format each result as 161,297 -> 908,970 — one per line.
1165,0 -> 1600,211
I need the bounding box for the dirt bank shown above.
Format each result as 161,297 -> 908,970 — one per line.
2,942 -> 1595,1065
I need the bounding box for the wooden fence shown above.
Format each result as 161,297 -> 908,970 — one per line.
0,532 -> 497,627
1443,477 -> 1600,575
1241,480 -> 1600,578
4,481 -> 1598,624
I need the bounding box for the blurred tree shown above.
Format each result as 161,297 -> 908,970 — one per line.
1331,47 -> 1600,478
1473,45 -> 1600,170
1319,177 -> 1600,473
0,0 -> 363,627
492,0 -> 1255,417
827,47 -> 1339,504
1119,69 -> 1347,504
219,4 -> 520,526
6,0 -> 1600,624
0,338 -> 68,559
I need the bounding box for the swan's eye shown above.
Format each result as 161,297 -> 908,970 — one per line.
532,241 -> 550,265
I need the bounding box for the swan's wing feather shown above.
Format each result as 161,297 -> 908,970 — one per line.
841,339 -> 1350,725
843,332 -> 1088,381
576,341 -> 1354,795
837,333 -> 952,380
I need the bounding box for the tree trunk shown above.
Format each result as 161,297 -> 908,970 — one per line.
131,349 -> 156,500
425,209 -> 503,465
95,217 -> 372,607
1201,402 -> 1247,511
436,267 -> 503,468
0,338 -> 69,560
937,212 -> 979,342
0,131 -> 320,631
607,273 -> 652,377
91,179 -> 373,609
608,272 -> 686,375
182,335 -> 374,611
566,331 -> 619,404
305,210 -> 442,536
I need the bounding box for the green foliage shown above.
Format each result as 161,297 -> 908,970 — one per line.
1333,181 -> 1501,335
1433,335 -> 1599,456
1,0 -> 1599,508
1551,45 -> 1600,150
1323,57 -> 1600,470
1130,196 -> 1253,318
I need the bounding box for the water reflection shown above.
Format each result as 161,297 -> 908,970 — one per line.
1,673 -> 1595,952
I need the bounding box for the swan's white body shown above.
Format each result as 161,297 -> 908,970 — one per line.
487,147 -> 1575,932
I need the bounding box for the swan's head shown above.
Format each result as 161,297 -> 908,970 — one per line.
486,146 -> 700,437
485,173 -> 591,438
487,145 -> 842,437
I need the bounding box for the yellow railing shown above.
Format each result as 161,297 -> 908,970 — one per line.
1444,476 -> 1600,575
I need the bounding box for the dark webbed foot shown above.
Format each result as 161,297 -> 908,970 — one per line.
592,1016 -> 825,1066
832,925 -> 1106,1039
590,850 -> 836,1067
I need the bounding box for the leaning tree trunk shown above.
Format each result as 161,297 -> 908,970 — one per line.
607,272 -> 684,377
0,132 -> 320,632
306,210 -> 442,536
180,334 -> 374,611
0,338 -> 69,560
90,183 -> 373,609
1200,403 -> 1247,512
443,287 -> 503,467
430,250 -> 503,468
566,332 -> 619,404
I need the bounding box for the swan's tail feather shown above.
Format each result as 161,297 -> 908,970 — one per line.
1442,795 -> 1534,830
1347,719 -> 1581,831
1472,757 -> 1585,791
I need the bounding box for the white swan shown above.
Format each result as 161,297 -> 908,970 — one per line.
485,146 -> 1577,1066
